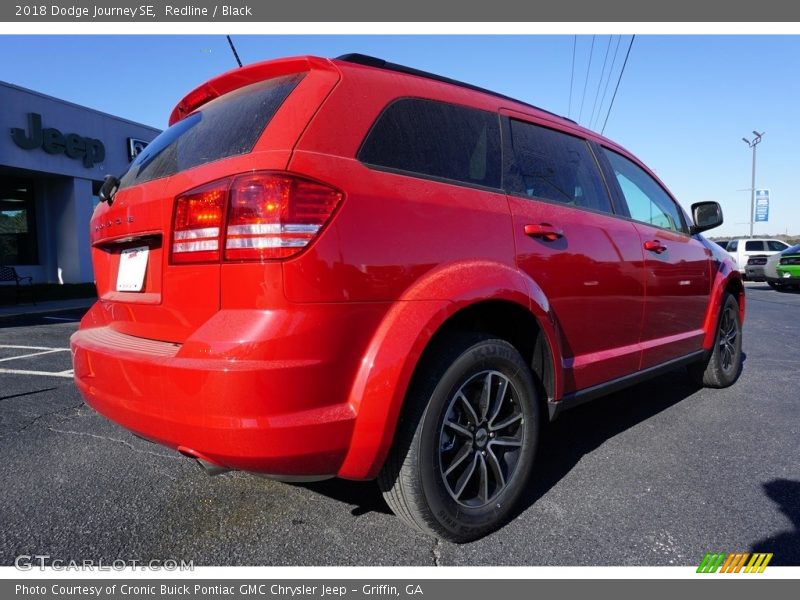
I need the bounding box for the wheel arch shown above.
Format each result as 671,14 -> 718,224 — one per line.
702,265 -> 745,350
422,300 -> 557,409
336,260 -> 561,480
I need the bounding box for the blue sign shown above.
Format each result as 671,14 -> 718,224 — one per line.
755,189 -> 769,222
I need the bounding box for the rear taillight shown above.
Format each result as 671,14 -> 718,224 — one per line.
225,173 -> 342,260
171,172 -> 342,264
172,181 -> 227,263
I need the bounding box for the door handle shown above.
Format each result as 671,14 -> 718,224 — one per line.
644,239 -> 667,254
524,223 -> 564,242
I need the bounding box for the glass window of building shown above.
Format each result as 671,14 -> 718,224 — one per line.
0,178 -> 38,265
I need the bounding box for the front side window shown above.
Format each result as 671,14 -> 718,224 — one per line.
767,240 -> 789,252
603,149 -> 686,233
507,120 -> 612,214
728,240 -> 738,251
358,98 -> 501,189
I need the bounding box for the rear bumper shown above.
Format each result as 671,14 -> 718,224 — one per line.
70,304 -> 386,477
773,274 -> 800,284
775,267 -> 800,283
744,265 -> 766,281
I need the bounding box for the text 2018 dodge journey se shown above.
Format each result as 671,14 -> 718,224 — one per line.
71,54 -> 744,542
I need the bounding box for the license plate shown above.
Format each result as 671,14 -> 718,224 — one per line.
116,246 -> 149,292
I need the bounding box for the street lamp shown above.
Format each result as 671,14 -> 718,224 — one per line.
742,131 -> 765,238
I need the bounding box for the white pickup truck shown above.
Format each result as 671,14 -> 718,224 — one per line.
725,238 -> 790,274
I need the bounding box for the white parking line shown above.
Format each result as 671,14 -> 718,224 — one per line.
0,348 -> 70,362
0,345 -> 73,377
0,368 -> 74,378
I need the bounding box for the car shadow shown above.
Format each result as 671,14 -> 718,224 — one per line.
515,368 -> 705,518
297,479 -> 393,516
300,364 -> 727,522
750,479 -> 800,565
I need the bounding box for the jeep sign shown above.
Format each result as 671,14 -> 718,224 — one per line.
11,112 -> 105,168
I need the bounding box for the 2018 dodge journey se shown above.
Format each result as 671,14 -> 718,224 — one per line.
71,54 -> 744,542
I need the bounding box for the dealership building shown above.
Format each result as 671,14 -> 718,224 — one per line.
0,81 -> 160,284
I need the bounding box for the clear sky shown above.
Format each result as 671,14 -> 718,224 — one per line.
1,34 -> 798,237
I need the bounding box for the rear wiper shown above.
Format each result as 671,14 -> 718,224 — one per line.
99,174 -> 120,205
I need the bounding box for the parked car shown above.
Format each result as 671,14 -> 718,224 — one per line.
765,244 -> 800,290
775,246 -> 800,288
70,54 -> 744,542
725,238 -> 790,275
745,255 -> 769,281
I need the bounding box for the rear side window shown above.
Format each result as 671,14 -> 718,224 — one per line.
506,120 -> 612,214
120,73 -> 305,188
603,149 -> 687,233
745,240 -> 766,251
357,98 -> 502,189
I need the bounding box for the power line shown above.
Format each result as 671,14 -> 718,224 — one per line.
601,34 -> 635,135
226,35 -> 243,68
578,35 -> 596,124
568,35 -> 577,118
593,35 -> 622,130
588,36 -> 613,130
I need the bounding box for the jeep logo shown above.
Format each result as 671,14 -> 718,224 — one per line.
11,113 -> 105,168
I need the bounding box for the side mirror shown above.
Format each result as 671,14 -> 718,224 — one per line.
690,201 -> 723,234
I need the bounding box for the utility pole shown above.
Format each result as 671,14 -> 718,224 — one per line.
742,131 -> 764,238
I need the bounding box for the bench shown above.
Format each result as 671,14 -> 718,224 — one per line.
0,266 -> 35,305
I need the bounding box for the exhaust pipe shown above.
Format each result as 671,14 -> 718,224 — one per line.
195,458 -> 232,476
177,446 -> 231,476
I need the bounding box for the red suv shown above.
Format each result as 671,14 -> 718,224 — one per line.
71,54 -> 744,542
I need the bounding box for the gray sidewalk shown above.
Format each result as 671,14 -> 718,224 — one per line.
0,297 -> 96,319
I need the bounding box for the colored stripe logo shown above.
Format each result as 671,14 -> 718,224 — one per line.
697,552 -> 773,573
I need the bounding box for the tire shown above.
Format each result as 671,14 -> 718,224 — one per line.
688,293 -> 743,388
378,334 -> 540,543
767,281 -> 784,291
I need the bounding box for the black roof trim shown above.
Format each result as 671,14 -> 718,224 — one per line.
335,53 -> 576,125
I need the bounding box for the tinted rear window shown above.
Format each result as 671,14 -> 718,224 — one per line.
358,98 -> 502,189
120,73 -> 304,188
507,120 -> 612,214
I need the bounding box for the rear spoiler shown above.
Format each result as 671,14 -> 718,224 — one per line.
168,55 -> 337,126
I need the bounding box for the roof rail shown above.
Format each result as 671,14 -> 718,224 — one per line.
335,53 -> 576,125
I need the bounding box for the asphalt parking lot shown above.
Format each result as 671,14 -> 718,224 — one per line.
0,284 -> 798,567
